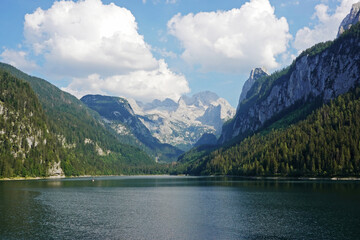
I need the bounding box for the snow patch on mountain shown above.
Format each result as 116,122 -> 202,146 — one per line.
129,91 -> 235,150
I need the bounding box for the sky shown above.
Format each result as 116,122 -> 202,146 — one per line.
0,0 -> 359,107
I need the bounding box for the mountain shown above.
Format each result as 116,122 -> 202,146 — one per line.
0,62 -> 154,177
338,2 -> 360,37
0,69 -> 64,177
176,9 -> 360,177
219,20 -> 360,144
237,67 -> 269,110
129,91 -> 235,151
81,95 -> 183,162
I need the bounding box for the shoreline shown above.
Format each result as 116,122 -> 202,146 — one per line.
0,175 -> 67,181
0,174 -> 174,181
1,174 -> 360,182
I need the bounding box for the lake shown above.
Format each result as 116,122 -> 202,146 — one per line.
0,176 -> 360,240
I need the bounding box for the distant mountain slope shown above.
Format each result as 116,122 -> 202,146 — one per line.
0,63 -> 153,176
81,95 -> 183,162
129,91 -> 235,150
0,69 -> 63,177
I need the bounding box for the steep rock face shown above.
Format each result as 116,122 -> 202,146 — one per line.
81,95 -> 183,162
338,2 -> 360,37
130,91 -> 235,150
219,24 -> 360,144
238,68 -> 269,109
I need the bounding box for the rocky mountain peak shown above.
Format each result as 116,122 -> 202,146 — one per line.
250,67 -> 268,80
238,67 -> 269,109
180,91 -> 220,107
337,2 -> 360,37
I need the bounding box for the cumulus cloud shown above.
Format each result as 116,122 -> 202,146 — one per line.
293,0 -> 359,52
167,0 -> 291,73
0,48 -> 37,71
24,0 -> 157,77
23,0 -> 188,102
63,60 -> 189,102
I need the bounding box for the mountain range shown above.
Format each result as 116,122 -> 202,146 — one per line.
128,91 -> 235,150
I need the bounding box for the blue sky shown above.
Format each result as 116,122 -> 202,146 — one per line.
0,0 -> 358,107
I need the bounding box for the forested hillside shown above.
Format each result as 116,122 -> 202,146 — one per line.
0,69 -> 62,177
175,87 -> 360,177
0,63 -> 155,177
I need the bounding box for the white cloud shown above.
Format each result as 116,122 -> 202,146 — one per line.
63,60 -> 189,102
167,0 -> 291,73
0,48 -> 37,71
24,0 -> 157,77
23,0 -> 189,102
293,0 -> 359,52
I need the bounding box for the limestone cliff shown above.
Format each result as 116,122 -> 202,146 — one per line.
219,22 -> 360,144
238,68 -> 269,110
338,2 -> 360,37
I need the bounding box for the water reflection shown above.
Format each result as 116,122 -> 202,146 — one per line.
0,177 -> 360,240
0,187 -> 52,239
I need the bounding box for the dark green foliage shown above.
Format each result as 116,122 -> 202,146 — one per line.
0,70 -> 61,177
175,88 -> 360,177
0,63 -> 154,177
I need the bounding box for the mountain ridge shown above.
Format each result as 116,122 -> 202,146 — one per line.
81,94 -> 183,162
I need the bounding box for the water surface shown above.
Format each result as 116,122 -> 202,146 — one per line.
1,176 -> 360,239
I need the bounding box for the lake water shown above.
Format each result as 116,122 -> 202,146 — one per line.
1,176 -> 360,240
